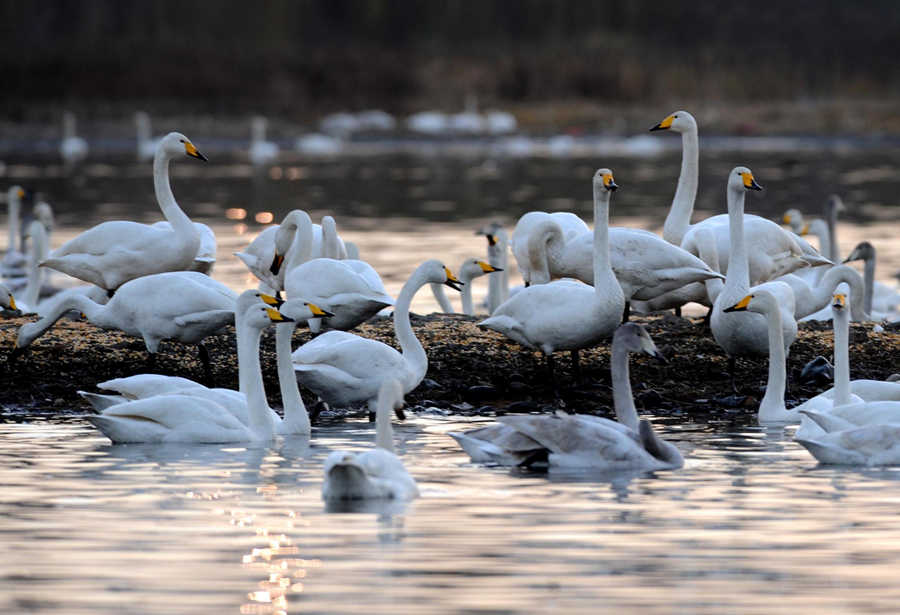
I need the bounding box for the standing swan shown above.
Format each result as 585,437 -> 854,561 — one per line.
292,260 -> 462,413
86,292 -> 293,443
449,323 -> 683,471
41,133 -> 206,291
479,169 -> 625,374
322,379 -> 419,500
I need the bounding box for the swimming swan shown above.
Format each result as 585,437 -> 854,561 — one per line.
85,292 -> 293,443
449,323 -> 683,471
292,259 -> 462,413
322,379 -> 419,500
41,132 -> 206,291
430,258 -> 502,315
479,169 -> 625,370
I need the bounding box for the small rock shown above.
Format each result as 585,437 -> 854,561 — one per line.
507,381 -> 531,395
637,389 -> 663,408
464,385 -> 499,402
799,355 -> 833,385
474,405 -> 497,416
451,401 -> 474,412
53,398 -> 66,408
419,378 -> 442,390
506,400 -> 539,414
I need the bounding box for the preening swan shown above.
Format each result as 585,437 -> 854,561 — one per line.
322,379 -> 419,501
292,260 -> 462,413
722,290 -> 799,424
450,323 -> 683,471
710,168 -> 797,382
512,211 -> 588,285
41,132 -> 206,291
85,292 -> 294,444
59,111 -> 88,165
479,169 -> 625,371
843,241 -> 900,318
430,258 -> 502,315
249,116 -> 279,166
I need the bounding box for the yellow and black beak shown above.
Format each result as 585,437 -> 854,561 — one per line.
723,294 -> 753,313
603,172 -> 618,192
444,266 -> 464,291
305,302 -> 335,318
8,293 -> 17,312
477,261 -> 502,274
650,114 -> 675,132
832,293 -> 846,310
800,223 -> 810,235
269,252 -> 285,275
741,172 -> 762,191
184,141 -> 208,162
782,213 -> 792,224
265,307 -> 293,323
259,292 -> 284,308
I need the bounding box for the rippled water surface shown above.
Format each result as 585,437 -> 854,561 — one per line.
4,418 -> 900,614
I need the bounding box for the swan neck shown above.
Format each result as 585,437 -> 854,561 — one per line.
526,221 -> 561,284
724,187 -> 750,292
611,337 -> 640,432
592,185 -> 612,290
759,306 -> 787,421
7,194 -> 19,253
153,150 -> 194,238
20,294 -> 109,348
833,305 -> 851,406
283,212 -> 314,272
393,266 -> 429,383
322,219 -> 344,259
662,127 -> 699,245
460,269 -> 475,315
862,257 -> 875,315
276,321 -> 309,434
826,206 -> 840,262
23,226 -> 48,309
236,312 -> 274,439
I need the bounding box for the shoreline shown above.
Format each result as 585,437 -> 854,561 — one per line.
1,313 -> 897,426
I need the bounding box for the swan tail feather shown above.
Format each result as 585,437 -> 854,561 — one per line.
795,438 -> 865,465
78,390 -> 127,411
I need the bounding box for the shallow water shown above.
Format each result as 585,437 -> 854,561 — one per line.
4,417 -> 900,614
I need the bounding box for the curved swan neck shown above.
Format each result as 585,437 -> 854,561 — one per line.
592,183 -> 613,290
833,304 -> 851,406
375,391 -> 396,453
321,217 -> 345,259
276,321 -> 309,434
758,305 -> 787,422
393,266 -> 430,382
235,312 -> 275,439
19,294 -> 111,348
611,336 -> 640,433
724,186 -> 750,292
526,220 -> 562,284
153,149 -> 194,239
283,211 -> 314,272
820,266 -> 866,321
662,126 -> 699,245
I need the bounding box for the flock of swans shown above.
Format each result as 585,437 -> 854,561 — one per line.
4,108 -> 900,503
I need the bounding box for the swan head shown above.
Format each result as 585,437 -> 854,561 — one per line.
592,168 -> 618,192
832,291 -> 847,312
461,258 -> 502,280
614,322 -> 665,361
7,185 -> 25,205
279,299 -> 335,321
243,303 -> 294,329
424,260 -> 463,291
650,110 -> 696,134
160,132 -> 207,162
782,208 -> 804,232
729,167 -> 762,193
0,283 -> 18,312
723,289 -> 778,316
255,291 -> 284,308
843,241 -> 874,264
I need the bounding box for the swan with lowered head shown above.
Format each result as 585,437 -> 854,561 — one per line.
85,292 -> 294,443
80,295 -> 332,436
292,259 -> 462,414
430,258 -> 502,315
322,379 -> 419,501
479,169 -> 625,371
450,323 -> 683,471
722,290 -> 799,424
59,111 -> 88,165
41,132 -> 206,291
249,116 -> 279,166
11,271 -> 237,381
843,241 -> 900,318
710,168 -> 797,382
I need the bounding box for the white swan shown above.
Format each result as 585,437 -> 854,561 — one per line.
135,111 -> 162,162
80,295 -> 332,436
60,111 -> 88,165
85,291 -> 292,443
41,132 -> 205,290
150,221 -> 217,274
450,323 -> 683,471
794,421 -> 900,466
843,241 -> 900,318
12,272 -> 237,379
710,168 -> 797,380
249,116 -> 279,166
479,169 -> 625,370
777,264 -> 867,321
17,220 -> 51,313
292,260 -> 462,413
322,379 -> 418,500
511,211 -> 588,285
722,290 -> 799,424
3,186 -> 27,278
430,258 -> 501,315
651,111 -> 831,282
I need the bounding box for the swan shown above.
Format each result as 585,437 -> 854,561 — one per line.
17,221 -> 51,313
777,264 -> 867,321
135,111 -> 162,162
511,211 -> 588,285
843,241 -> 900,318
794,420 -> 900,466
430,258 -> 502,315
322,379 -> 418,500
478,223 -> 511,312
284,217 -> 391,333
710,168 -> 797,383
85,291 -> 293,443
80,296 -> 332,436
722,290 -> 799,424
450,323 -> 683,471
651,111 -> 831,282
11,271 -> 237,380
249,116 -> 279,166
41,132 -> 205,291
3,186 -> 27,279
295,133 -> 343,156
406,111 -> 449,135
355,110 -> 397,132
784,195 -> 844,262
479,169 -> 625,373
59,111 -> 88,165
292,259 -> 462,413
150,221 -> 217,274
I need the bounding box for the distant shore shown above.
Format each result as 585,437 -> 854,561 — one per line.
1,312 -> 897,424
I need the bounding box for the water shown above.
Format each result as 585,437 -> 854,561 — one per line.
4,417 -> 900,614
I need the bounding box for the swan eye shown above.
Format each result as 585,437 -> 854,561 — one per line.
179,139 -> 185,143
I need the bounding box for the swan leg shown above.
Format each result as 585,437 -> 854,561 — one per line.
703,306 -> 712,329
622,301 -> 631,323
674,306 -> 682,318
309,399 -> 328,424
197,343 -> 213,387
728,356 -> 737,393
